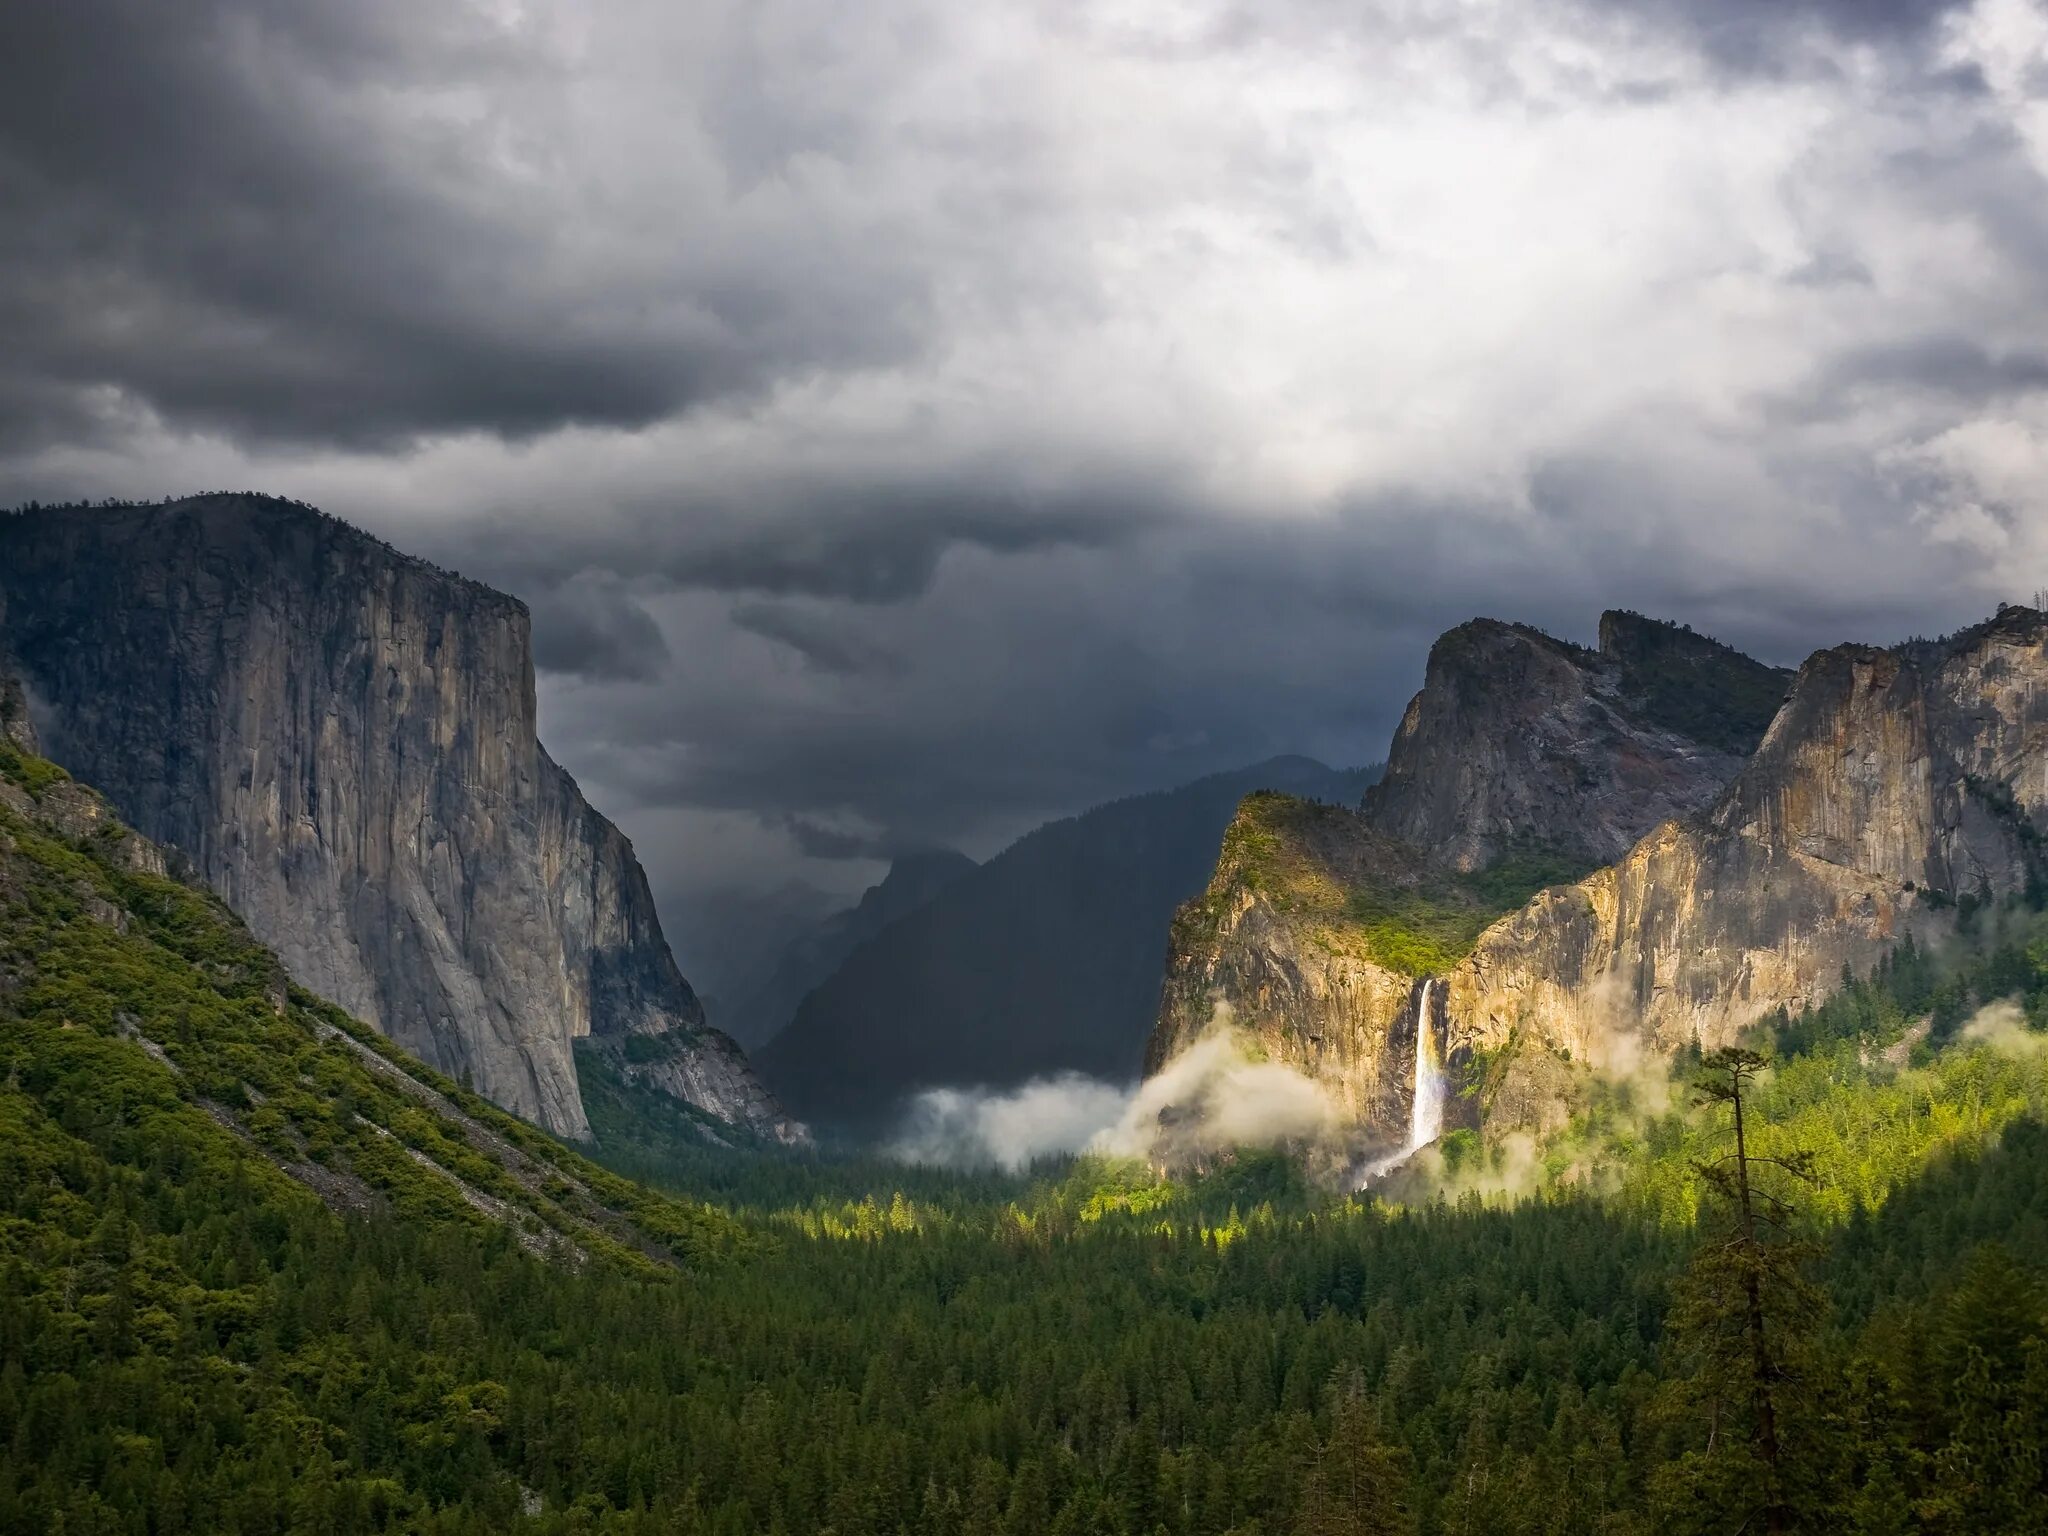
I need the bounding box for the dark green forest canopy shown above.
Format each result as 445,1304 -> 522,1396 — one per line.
4,738 -> 2048,1533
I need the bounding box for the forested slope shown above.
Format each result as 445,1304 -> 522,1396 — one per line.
4,722 -> 2048,1533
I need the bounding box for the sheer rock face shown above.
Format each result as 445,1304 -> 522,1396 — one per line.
1362,613 -> 1789,871
1151,612 -> 1791,1145
1147,799 -> 1433,1136
1447,607 -> 2048,1063
0,495 -> 802,1144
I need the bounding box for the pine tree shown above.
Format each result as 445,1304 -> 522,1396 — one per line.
1927,1246 -> 2048,1532
1649,1048 -> 1828,1534
1299,1380 -> 1416,1536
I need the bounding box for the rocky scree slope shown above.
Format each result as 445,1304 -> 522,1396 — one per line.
0,495 -> 801,1145
1151,613 -> 1792,1151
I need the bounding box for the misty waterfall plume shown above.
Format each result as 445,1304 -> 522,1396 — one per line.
1353,978 -> 1446,1186
1407,977 -> 1444,1153
884,1002 -> 1340,1169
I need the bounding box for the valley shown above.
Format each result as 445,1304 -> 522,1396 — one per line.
3,498 -> 2046,1532
9,8 -> 2048,1528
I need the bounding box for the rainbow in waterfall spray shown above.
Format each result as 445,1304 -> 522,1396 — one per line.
1407,978 -> 1443,1153
1353,978 -> 1446,1186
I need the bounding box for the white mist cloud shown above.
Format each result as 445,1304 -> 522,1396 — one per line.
887,1006 -> 1341,1171
1962,997 -> 2048,1056
887,1073 -> 1134,1171
1395,1129 -> 1548,1205
1094,1014 -> 1341,1162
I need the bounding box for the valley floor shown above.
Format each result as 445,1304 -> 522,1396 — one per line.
5,737 -> 2048,1534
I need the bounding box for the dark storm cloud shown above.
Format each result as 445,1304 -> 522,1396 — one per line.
776,816 -> 903,862
5,0 -> 2046,904
730,602 -> 906,677
1579,0 -> 1975,74
0,0 -> 927,448
1818,337 -> 2048,403
672,493 -> 1162,604
527,575 -> 673,683
415,465 -> 1185,611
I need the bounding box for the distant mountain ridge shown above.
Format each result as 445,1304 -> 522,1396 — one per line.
711,849 -> 978,1050
757,756 -> 1379,1132
0,493 -> 801,1145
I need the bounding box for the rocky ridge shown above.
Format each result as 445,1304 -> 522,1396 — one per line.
1446,606 -> 2048,1070
1150,612 -> 1799,1153
1362,611 -> 1788,870
0,495 -> 802,1145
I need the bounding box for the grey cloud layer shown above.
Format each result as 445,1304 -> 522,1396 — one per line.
0,0 -> 931,447
3,0 -> 2046,899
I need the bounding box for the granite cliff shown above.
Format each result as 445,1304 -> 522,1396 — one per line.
0,494 -> 802,1144
1150,612 -> 1795,1154
1446,606 -> 2048,1072
1148,795 -> 1450,1132
1362,611 -> 1788,870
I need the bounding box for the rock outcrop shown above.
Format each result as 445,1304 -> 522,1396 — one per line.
1147,795 -> 1444,1132
0,494 -> 803,1144
1150,612 -> 1792,1151
1446,606 -> 2048,1064
1362,613 -> 1789,870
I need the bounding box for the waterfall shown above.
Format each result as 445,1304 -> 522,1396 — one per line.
1352,978 -> 1447,1186
1406,979 -> 1443,1152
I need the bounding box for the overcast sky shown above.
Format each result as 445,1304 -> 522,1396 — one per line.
4,0 -> 2047,915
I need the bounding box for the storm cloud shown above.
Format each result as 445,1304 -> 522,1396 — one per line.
3,0 -> 2047,905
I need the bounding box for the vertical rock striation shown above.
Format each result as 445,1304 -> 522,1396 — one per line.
1362,614 -> 1788,870
1447,606 -> 2048,1063
1151,612 -> 1792,1149
0,667 -> 36,755
0,494 -> 802,1143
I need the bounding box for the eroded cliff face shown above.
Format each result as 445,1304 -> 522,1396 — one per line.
1447,607 -> 2048,1064
1149,796 -> 1439,1133
1153,612 -> 1791,1150
0,495 -> 803,1144
1363,613 -> 1788,871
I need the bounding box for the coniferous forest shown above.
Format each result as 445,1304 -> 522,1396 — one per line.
9,1 -> 2048,1529
6,722 -> 2048,1534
